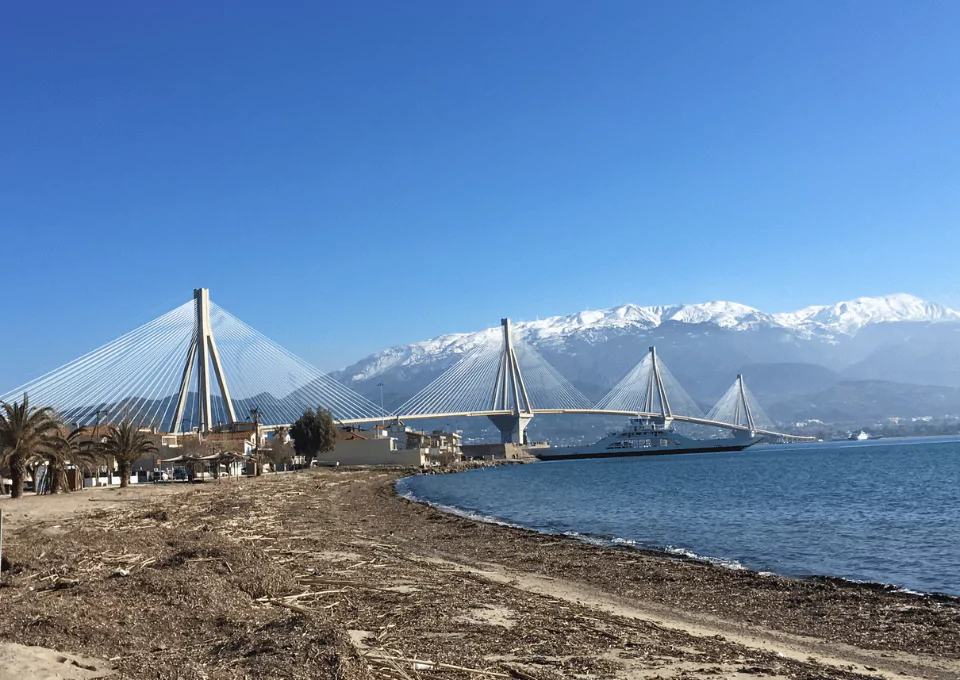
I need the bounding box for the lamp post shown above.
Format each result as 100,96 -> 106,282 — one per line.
377,382 -> 385,430
93,408 -> 104,486
250,407 -> 261,476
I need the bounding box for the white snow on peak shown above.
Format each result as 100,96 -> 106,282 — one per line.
771,294 -> 960,335
345,328 -> 499,382
662,301 -> 767,328
514,301 -> 772,343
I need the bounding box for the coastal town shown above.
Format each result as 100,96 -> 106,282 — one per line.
0,416 -> 491,495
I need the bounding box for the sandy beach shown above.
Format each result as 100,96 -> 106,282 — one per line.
1,468 -> 958,680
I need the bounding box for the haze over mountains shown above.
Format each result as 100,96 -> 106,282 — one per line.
332,294 -> 960,426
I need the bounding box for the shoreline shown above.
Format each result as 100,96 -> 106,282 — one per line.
0,468 -> 958,679
396,472 -> 960,602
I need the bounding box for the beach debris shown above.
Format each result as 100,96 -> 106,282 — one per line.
504,667 -> 540,680
363,650 -> 512,677
1,468 -> 957,680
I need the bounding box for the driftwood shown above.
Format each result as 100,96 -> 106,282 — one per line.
297,575 -> 389,591
504,666 -> 540,680
364,652 -> 512,678
261,598 -> 314,616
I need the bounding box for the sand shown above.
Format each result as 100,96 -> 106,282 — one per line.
0,641 -> 113,680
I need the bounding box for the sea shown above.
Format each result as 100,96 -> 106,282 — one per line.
397,436 -> 960,596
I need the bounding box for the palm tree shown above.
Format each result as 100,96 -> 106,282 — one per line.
42,427 -> 102,493
269,426 -> 290,473
99,421 -> 157,488
0,394 -> 60,498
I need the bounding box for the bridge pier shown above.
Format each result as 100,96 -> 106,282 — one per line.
487,413 -> 532,445
486,318 -> 534,445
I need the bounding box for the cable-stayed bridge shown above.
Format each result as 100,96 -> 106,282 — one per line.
0,289 -> 812,443
1,289 -> 384,432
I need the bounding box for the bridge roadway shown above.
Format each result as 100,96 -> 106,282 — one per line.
331,409 -> 816,443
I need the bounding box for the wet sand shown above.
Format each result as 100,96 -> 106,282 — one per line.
0,468 -> 958,679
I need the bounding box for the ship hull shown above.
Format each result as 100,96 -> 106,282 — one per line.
534,438 -> 762,462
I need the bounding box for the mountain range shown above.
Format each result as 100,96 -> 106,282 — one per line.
331,294 -> 960,431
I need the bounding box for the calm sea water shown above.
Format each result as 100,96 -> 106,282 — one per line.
397,437 -> 960,596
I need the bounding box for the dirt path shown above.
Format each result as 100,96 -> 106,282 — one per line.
0,483 -> 190,528
1,469 -> 958,680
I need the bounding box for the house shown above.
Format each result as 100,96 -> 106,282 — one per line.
461,442 -> 536,461
404,429 -> 463,466
308,425 -> 463,467
311,427 -> 423,466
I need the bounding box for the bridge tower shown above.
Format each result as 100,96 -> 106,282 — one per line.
730,374 -> 756,433
171,288 -> 237,433
487,318 -> 534,444
647,346 -> 672,418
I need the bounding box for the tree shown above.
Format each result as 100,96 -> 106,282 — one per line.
289,408 -> 338,465
43,427 -> 102,494
290,408 -> 318,462
265,436 -> 294,473
0,394 -> 59,498
99,421 -> 158,488
317,408 -> 338,455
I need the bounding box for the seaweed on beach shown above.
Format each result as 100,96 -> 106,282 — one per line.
0,470 -> 957,680
0,486 -> 370,679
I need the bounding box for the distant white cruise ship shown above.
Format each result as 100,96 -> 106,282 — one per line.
534,415 -> 762,461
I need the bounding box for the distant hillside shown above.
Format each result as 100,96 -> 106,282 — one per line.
768,380 -> 960,423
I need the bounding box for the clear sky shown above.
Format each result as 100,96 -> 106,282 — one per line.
2,1 -> 959,385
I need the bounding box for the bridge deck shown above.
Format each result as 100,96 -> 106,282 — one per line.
327,409 -> 815,442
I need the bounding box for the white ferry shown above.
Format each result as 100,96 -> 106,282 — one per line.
534,415 -> 763,461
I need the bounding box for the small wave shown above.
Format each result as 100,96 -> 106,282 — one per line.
808,573 -> 957,600
396,480 -> 525,530
565,532 -> 746,570
662,546 -> 746,571
561,530 -> 616,548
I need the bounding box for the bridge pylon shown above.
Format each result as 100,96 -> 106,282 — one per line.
487,318 -> 534,445
594,345 -> 701,417
171,288 -> 236,433
731,374 -> 756,433
705,373 -> 772,434
647,346 -> 672,418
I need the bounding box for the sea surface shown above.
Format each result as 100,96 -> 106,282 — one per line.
397,436 -> 960,596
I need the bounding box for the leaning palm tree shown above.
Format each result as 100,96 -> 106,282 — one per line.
0,394 -> 60,498
41,427 -> 103,493
99,420 -> 157,488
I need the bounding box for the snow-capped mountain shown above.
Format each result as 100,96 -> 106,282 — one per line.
517,294 -> 959,344
771,294 -> 960,336
331,294 -> 960,423
516,301 -> 776,345
342,294 -> 958,379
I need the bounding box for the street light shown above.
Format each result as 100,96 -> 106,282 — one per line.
250,407 -> 261,476
377,382 -> 385,429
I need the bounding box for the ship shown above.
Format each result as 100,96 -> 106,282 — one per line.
533,415 -> 763,462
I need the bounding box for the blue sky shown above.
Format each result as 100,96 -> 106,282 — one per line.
2,1 -> 959,384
